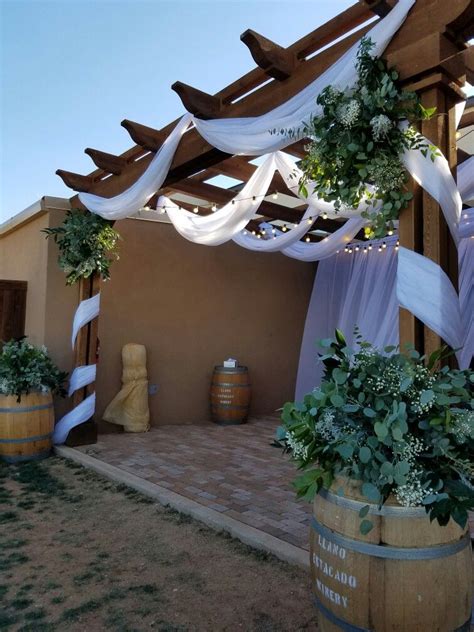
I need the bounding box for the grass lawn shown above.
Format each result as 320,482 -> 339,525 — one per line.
0,456 -> 317,631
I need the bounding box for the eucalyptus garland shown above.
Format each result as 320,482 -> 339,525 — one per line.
294,38 -> 440,238
277,331 -> 474,534
43,209 -> 120,285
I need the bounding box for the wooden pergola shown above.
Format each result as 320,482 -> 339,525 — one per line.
56,0 -> 474,443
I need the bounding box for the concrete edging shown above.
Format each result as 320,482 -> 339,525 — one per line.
54,445 -> 310,570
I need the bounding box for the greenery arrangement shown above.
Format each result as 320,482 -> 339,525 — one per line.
0,338 -> 68,402
278,330 -> 474,534
43,209 -> 120,285
293,37 -> 439,238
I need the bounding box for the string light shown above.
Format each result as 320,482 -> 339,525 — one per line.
143,205 -> 151,211
387,229 -> 394,236
211,204 -> 217,212
305,236 -> 311,243
382,242 -> 387,249
363,247 -> 367,253
261,228 -> 266,235
243,230 -> 247,235
252,196 -> 257,204
251,230 -> 256,236
368,244 -> 372,251
272,191 -> 278,200
193,206 -> 199,214
293,223 -> 298,229
257,233 -> 262,239
307,217 -> 313,225
344,246 -> 349,253
282,225 -> 288,232
378,245 -> 383,252
322,212 -> 328,220
355,245 -> 360,252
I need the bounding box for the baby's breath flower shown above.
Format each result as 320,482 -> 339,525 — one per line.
370,114 -> 392,141
285,431 -> 309,460
337,99 -> 360,128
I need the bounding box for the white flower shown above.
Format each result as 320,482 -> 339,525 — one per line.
370,114 -> 392,141
395,467 -> 434,507
314,409 -> 342,441
337,99 -> 360,127
285,431 -> 309,460
450,411 -> 474,443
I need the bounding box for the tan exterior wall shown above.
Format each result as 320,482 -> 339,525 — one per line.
0,201 -> 77,419
0,211 -> 49,346
97,218 -> 315,426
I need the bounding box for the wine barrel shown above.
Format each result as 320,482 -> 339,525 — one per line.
311,477 -> 472,631
0,391 -> 54,463
210,366 -> 251,425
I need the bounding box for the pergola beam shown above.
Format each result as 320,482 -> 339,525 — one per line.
121,120 -> 165,152
84,148 -> 127,175
171,83 -> 222,119
240,29 -> 296,81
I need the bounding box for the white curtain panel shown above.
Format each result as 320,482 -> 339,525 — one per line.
295,236 -> 399,399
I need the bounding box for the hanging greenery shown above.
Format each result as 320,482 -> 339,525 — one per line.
276,331 -> 474,534
293,37 -> 439,238
43,209 -> 120,285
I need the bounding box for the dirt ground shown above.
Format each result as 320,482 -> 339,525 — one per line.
0,456 -> 317,632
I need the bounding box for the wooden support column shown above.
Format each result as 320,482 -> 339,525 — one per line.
399,78 -> 462,359
420,86 -> 460,359
65,273 -> 100,446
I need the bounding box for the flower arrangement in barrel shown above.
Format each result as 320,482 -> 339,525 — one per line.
0,338 -> 67,403
289,37 -> 439,239
278,330 -> 474,534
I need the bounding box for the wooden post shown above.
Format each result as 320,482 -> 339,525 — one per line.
399,74 -> 464,360
65,273 -> 100,446
420,85 -> 460,360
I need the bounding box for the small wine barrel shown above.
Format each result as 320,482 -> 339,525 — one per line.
0,391 -> 54,463
210,366 -> 251,425
311,477 -> 472,631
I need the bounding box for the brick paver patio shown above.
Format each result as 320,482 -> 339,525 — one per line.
76,417 -> 311,551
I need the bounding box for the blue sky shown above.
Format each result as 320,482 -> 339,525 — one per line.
1,0 -> 358,222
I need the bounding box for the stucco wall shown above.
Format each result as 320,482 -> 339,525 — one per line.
96,218 -> 316,426
0,211 -> 49,346
0,202 -> 77,418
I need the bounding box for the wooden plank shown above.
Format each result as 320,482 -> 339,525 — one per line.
0,281 -> 27,346
240,29 -> 296,81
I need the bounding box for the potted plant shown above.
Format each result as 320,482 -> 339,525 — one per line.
278,331 -> 473,630
0,338 -> 67,463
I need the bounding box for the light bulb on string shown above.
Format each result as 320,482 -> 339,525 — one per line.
368,244 -> 372,251
282,225 -> 288,232
378,245 -> 383,252
355,245 -> 360,252
307,217 -> 313,225
322,212 -> 328,220
272,191 -> 278,200
305,236 -> 311,243
344,246 -> 349,253
252,196 -> 257,204
382,242 -> 387,249
363,247 -> 367,253
211,204 -> 217,212
144,205 -> 151,211
261,228 -> 266,235
252,230 -> 256,236
257,233 -> 262,239
293,223 -> 298,229
193,206 -> 199,214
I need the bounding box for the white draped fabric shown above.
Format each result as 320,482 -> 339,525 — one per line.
52,393 -> 96,445
193,0 -> 415,155
71,292 -> 100,349
295,237 -> 474,399
78,115 -> 193,220
397,247 -> 464,361
68,364 -> 97,398
459,238 -> 474,370
295,237 -> 399,399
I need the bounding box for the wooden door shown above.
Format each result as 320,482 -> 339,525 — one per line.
0,281 -> 27,345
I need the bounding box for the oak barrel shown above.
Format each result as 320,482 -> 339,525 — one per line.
311,477 -> 472,631
0,391 -> 54,463
210,366 -> 251,425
